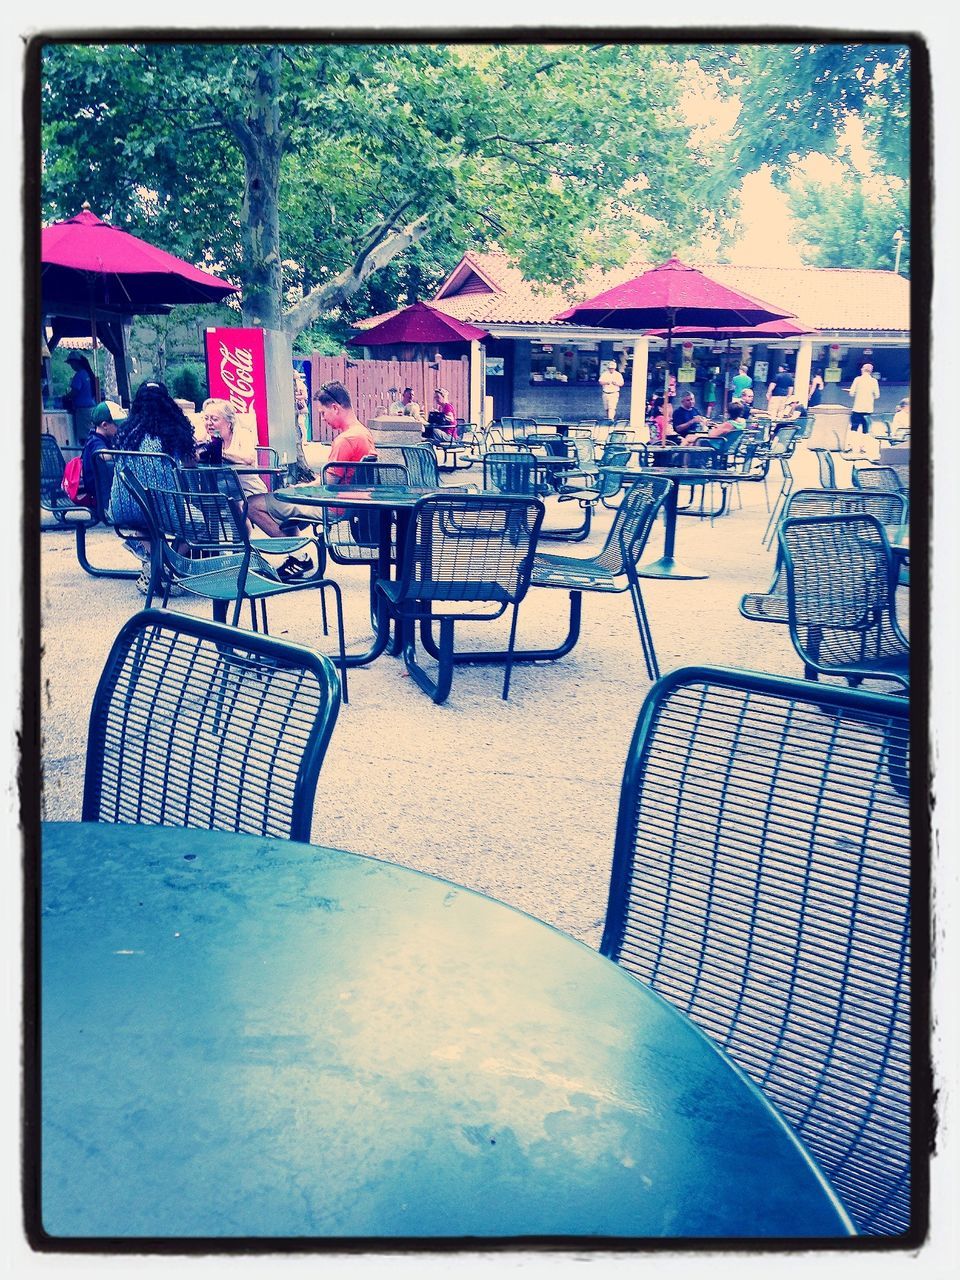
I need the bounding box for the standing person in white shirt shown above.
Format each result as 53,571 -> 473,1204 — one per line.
846,362 -> 880,455
598,360 -> 625,421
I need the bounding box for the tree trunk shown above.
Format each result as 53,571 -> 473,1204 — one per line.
234,48 -> 285,331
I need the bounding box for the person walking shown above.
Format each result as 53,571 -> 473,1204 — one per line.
846,362 -> 881,455
598,360 -> 625,421
766,364 -> 795,421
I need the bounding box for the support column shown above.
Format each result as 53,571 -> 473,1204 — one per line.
629,337 -> 649,431
793,337 -> 814,407
468,341 -> 483,426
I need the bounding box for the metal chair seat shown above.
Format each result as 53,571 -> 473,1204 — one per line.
531,554 -> 621,592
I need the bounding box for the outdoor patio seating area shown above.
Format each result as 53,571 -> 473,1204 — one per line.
29,34 -> 933,1255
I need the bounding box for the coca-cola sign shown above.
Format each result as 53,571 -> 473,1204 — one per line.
204,327 -> 269,446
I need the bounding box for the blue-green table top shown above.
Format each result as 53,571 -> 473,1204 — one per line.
40,821 -> 853,1241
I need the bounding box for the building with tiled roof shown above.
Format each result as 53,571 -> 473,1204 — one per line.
353,249 -> 910,424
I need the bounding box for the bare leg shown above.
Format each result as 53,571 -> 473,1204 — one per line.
245,494 -> 288,539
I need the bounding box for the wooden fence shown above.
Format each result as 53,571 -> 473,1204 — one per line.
308,354 -> 470,441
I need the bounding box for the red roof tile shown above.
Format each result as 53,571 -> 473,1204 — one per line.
424,250 -> 909,334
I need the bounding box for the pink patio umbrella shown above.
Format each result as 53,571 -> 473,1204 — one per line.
350,301 -> 488,346
42,207 -> 239,401
554,257 -> 796,423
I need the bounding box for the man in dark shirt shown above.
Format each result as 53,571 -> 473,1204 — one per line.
766,365 -> 795,420
80,402 -> 120,504
667,391 -> 708,440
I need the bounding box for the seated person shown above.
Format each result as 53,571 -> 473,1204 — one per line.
246,381 -> 376,577
683,401 -> 746,450
79,401 -> 121,505
387,386 -> 404,415
665,391 -> 708,442
198,398 -> 268,499
730,387 -> 754,420
891,396 -> 910,433
400,387 -> 423,421
423,388 -> 458,441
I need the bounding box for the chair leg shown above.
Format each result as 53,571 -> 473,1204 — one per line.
502,601 -> 521,700
319,585 -> 329,636
629,580 -> 659,681
250,599 -> 258,631
321,578 -> 349,706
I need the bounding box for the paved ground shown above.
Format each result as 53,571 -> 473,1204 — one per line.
39,437 -> 904,948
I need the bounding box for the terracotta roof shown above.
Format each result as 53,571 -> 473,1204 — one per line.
423,250 -> 909,334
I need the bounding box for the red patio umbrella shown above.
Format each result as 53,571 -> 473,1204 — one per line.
350,301 -> 488,346
42,207 -> 238,402
41,208 -> 239,308
554,257 -> 795,423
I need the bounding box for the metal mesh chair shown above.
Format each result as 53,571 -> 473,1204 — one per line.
853,464 -> 904,494
600,666 -> 911,1235
483,449 -> 588,540
531,475 -> 671,679
377,492 -> 544,703
373,444 -> 439,489
40,433 -> 95,528
82,607 -> 341,840
780,512 -> 909,689
809,446 -> 838,489
319,460 -> 408,565
433,423 -> 481,470
121,473 -> 348,700
741,488 -> 908,625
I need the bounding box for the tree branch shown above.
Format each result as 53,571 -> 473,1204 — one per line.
283,211 -> 431,335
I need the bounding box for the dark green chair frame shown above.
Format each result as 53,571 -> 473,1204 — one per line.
531,474 -> 671,680
779,511 -> 909,690
376,491 -> 544,703
741,488 -> 908,626
82,607 -> 341,841
601,665 -> 911,1235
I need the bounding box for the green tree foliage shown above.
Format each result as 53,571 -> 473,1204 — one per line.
40,40 -> 723,338
716,41 -> 911,184
786,156 -> 910,275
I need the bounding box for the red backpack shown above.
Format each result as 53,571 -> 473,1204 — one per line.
61,455 -> 87,504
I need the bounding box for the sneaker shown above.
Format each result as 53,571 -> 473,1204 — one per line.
135,568 -> 150,595
124,537 -> 147,560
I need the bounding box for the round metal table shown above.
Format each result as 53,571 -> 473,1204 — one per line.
39,822 -> 853,1241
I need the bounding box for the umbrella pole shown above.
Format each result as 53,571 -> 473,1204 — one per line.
724,336 -> 732,414
663,313 -> 674,438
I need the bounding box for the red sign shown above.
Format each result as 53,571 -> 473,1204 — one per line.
204,327 -> 269,447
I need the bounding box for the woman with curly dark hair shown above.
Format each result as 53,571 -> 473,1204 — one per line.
108,381 -> 199,593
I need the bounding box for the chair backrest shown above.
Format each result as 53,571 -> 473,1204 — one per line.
852,465 -> 902,493
809,446 -> 837,489
40,433 -> 66,499
593,475 -> 671,575
596,444 -> 631,498
782,487 -> 908,527
82,608 -> 340,841
779,512 -> 907,673
320,459 -> 408,558
396,492 -> 544,607
601,666 -> 911,1234
483,450 -> 539,495
768,424 -> 801,456
96,449 -> 181,527
320,459 -> 407,489
374,445 -> 439,488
